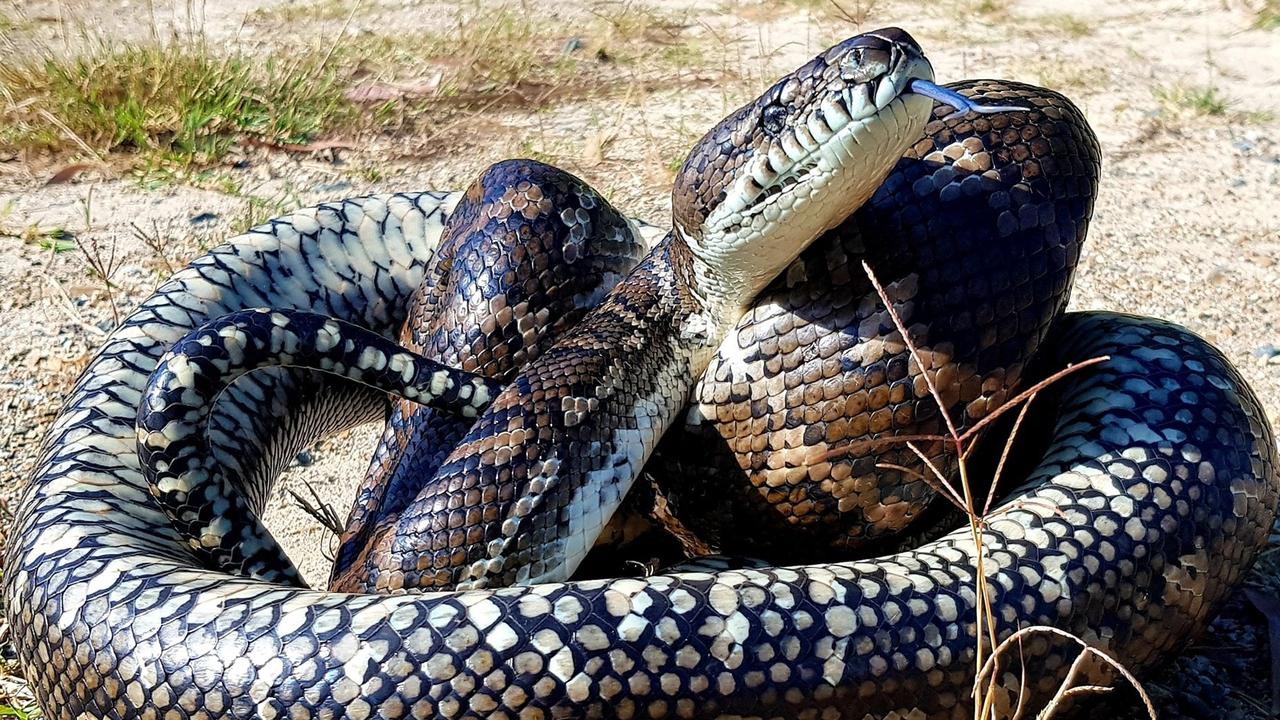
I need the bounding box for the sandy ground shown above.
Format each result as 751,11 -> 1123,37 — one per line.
1,0 -> 1279,714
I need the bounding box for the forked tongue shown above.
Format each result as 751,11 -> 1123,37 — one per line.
908,79 -> 1030,120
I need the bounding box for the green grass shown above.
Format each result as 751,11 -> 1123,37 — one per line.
1153,83 -> 1232,116
0,42 -> 353,168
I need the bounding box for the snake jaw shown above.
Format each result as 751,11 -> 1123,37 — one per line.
681,29 -> 935,308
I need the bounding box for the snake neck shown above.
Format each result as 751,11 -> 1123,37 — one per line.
663,232 -> 754,370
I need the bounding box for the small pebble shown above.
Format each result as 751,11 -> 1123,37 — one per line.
1253,344 -> 1279,359
189,212 -> 219,226
295,450 -> 314,467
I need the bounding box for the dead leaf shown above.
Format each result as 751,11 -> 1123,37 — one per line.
44,163 -> 96,185
582,128 -> 617,166
344,74 -> 443,104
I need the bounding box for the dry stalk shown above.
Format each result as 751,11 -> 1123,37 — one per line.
130,220 -> 174,275
860,261 -> 1150,719
903,441 -> 969,512
70,188 -> 121,327
42,275 -> 107,340
983,394 -> 1035,515
310,0 -> 363,83
861,259 -> 995,702
288,479 -> 344,563
35,107 -> 105,164
975,625 -> 1158,720
825,0 -> 881,27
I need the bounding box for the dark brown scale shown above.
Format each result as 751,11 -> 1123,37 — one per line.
646,81 -> 1103,559
334,240 -> 705,592
334,30 -> 933,590
332,159 -> 647,582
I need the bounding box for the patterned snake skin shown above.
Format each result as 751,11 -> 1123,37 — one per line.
340,78 -> 1100,572
5,29 -> 1279,720
132,28 -> 939,594
329,161 -> 652,591
650,79 -> 1100,559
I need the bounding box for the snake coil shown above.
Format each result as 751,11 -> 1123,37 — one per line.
5,29 -> 1278,720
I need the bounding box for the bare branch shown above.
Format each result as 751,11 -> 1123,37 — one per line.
983,392 -> 1037,516
862,260 -> 961,444
960,357 -> 1110,444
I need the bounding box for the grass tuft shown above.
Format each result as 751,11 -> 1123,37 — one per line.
1042,13 -> 1094,38
1254,0 -> 1280,30
1030,62 -> 1111,94
0,41 -> 352,167
1153,83 -> 1231,116
0,1 -> 708,173
382,5 -> 577,101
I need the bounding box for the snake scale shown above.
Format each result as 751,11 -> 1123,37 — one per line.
5,27 -> 1279,719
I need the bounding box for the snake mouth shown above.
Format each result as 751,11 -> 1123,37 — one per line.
710,42 -> 935,243
667,28 -> 941,305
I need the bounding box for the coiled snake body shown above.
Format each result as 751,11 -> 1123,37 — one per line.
5,28 -> 1278,719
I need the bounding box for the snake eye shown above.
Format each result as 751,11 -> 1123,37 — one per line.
762,103 -> 787,136
840,46 -> 890,83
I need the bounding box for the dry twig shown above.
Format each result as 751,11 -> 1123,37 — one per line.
859,261 -> 1149,719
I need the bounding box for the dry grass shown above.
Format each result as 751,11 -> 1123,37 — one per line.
0,1 -> 708,176
858,261 -> 1154,719
1040,13 -> 1094,38
736,0 -> 882,25
1153,83 -> 1233,117
0,659 -> 39,719
1028,62 -> 1111,94
0,24 -> 354,168
959,0 -> 1010,22
249,0 -> 359,24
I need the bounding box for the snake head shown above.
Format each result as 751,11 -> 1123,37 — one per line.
672,28 -> 936,304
